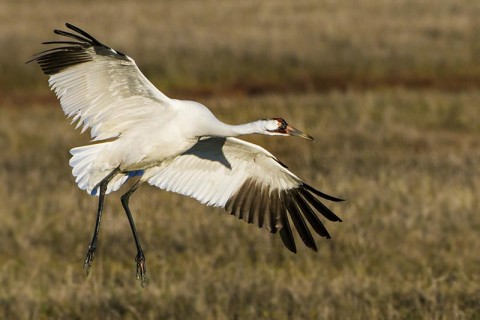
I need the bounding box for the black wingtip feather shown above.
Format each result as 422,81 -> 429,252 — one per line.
41,40 -> 87,46
278,203 -> 297,253
279,227 -> 297,253
65,23 -> 104,47
282,192 -> 317,252
292,189 -> 331,238
299,188 -> 343,222
53,29 -> 91,44
302,183 -> 345,202
29,24 -> 129,74
221,174 -> 343,253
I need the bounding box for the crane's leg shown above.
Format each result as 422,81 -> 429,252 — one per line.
120,180 -> 147,286
84,168 -> 119,275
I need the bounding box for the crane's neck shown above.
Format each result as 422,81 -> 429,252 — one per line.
178,100 -> 272,138
203,119 -> 267,138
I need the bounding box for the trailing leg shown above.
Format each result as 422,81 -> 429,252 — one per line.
121,181 -> 147,286
84,168 -> 119,275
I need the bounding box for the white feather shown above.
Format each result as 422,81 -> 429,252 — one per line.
47,50 -> 171,141
145,137 -> 302,208
69,143 -> 130,195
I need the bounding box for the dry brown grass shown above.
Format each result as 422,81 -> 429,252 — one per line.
1,90 -> 479,319
1,0 -> 480,318
2,0 -> 480,95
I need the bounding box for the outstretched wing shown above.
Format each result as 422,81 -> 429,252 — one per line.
145,137 -> 344,253
29,23 -> 170,141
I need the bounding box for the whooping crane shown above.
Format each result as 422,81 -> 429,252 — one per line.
30,23 -> 344,286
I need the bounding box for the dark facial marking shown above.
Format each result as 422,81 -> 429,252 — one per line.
272,117 -> 288,133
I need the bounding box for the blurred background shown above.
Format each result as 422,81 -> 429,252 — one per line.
0,0 -> 479,319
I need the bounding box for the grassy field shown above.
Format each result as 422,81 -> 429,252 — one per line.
2,0 -> 480,96
1,0 -> 480,319
1,91 -> 479,319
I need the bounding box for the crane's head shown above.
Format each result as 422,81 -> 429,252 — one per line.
263,118 -> 314,141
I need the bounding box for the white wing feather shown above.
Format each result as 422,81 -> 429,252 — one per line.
31,25 -> 170,141
146,137 -> 301,208
49,50 -> 169,141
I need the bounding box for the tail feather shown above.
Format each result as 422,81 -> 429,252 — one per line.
69,144 -> 128,195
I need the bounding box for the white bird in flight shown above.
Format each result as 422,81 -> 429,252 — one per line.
30,23 -> 344,286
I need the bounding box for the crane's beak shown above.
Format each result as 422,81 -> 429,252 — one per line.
285,125 -> 315,141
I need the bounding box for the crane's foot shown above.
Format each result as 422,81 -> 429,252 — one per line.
84,244 -> 96,276
135,251 -> 147,287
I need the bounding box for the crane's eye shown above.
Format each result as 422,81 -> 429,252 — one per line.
278,119 -> 287,130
